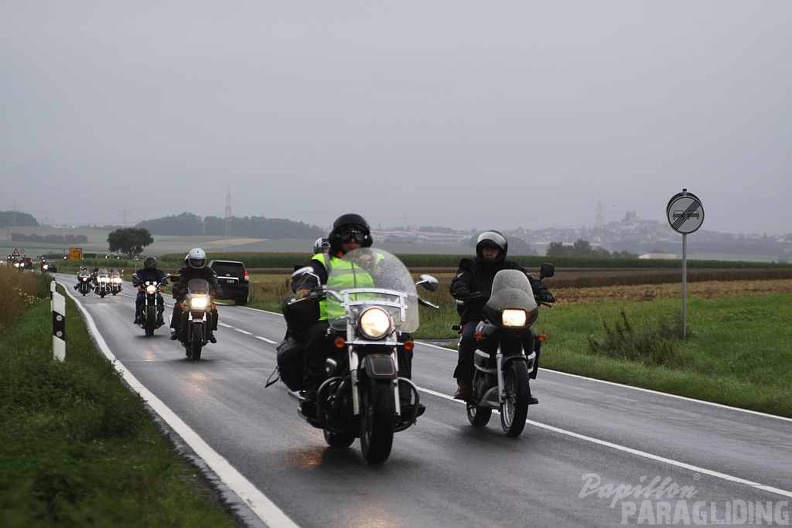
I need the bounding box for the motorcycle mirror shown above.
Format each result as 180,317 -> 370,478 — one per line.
416,274 -> 439,292
539,262 -> 555,280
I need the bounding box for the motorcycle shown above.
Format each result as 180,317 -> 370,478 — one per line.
77,273 -> 92,296
455,263 -> 554,438
292,248 -> 439,465
179,278 -> 215,360
136,277 -> 167,337
94,271 -> 111,298
110,270 -> 123,295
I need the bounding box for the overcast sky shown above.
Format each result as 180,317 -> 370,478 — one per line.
2,1 -> 791,235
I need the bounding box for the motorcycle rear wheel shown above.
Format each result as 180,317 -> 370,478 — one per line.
324,430 -> 355,448
359,381 -> 394,465
466,403 -> 492,428
500,361 -> 530,437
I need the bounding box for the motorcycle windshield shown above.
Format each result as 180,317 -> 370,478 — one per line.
326,248 -> 420,333
486,270 -> 538,313
187,278 -> 211,295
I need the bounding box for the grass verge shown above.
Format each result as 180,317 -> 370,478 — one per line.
0,276 -> 239,527
538,294 -> 792,417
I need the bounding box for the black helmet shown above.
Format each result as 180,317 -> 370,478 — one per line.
328,213 -> 372,254
475,230 -> 508,262
144,256 -> 157,270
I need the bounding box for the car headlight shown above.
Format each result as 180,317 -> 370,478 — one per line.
146,284 -> 157,295
502,309 -> 527,328
358,307 -> 392,340
190,295 -> 209,310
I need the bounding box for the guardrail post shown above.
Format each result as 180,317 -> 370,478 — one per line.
51,281 -> 66,361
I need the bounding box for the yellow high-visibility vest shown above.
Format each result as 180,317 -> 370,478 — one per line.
312,253 -> 375,320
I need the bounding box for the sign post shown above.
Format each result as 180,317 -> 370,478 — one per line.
666,189 -> 705,339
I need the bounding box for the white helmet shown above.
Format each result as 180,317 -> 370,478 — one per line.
312,237 -> 330,255
187,247 -> 206,269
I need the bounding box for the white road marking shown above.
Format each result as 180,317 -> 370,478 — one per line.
418,386 -> 792,499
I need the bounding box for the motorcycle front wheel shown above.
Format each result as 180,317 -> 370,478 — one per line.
500,361 -> 530,437
144,305 -> 156,337
359,380 -> 394,465
189,323 -> 203,361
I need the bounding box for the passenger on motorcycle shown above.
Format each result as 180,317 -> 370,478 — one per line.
291,214 -> 381,417
169,248 -> 222,343
312,237 -> 330,255
132,256 -> 168,326
450,230 -> 554,402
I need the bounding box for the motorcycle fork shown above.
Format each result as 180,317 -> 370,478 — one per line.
347,336 -> 401,417
495,344 -> 505,402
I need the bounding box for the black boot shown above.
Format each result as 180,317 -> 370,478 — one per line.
298,389 -> 317,418
170,328 -> 179,340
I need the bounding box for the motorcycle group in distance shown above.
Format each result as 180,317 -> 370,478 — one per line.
73,267 -> 123,297
72,252 -> 222,361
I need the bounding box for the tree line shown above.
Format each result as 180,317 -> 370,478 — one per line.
10,233 -> 88,244
136,212 -> 323,238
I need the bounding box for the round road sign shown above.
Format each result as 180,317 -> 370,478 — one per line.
666,190 -> 704,234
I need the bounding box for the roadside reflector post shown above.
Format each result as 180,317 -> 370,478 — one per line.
666,189 -> 705,339
51,281 -> 66,361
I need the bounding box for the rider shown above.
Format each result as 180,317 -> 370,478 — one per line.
131,256 -> 168,326
450,230 -> 554,402
169,248 -> 222,343
292,214 -> 376,416
74,266 -> 90,290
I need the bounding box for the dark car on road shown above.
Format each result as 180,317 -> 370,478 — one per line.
209,260 -> 250,305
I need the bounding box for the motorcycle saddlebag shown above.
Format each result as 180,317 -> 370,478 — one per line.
276,336 -> 305,391
282,295 -> 319,335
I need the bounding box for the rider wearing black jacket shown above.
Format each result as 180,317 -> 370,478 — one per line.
132,256 -> 169,326
169,248 -> 222,343
450,230 -> 554,402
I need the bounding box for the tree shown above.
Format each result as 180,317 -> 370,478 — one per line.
107,228 -> 153,258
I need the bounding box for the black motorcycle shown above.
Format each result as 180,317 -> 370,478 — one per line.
456,263 -> 554,437
292,248 -> 439,464
135,277 -> 167,337
179,278 -> 215,360
76,273 -> 93,296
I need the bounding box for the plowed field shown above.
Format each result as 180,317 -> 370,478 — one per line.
553,279 -> 792,305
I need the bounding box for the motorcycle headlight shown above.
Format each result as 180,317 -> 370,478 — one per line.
112,277 -> 122,284
42,264 -> 49,270
502,309 -> 527,328
99,277 -> 109,283
190,295 -> 209,310
146,284 -> 157,295
358,307 -> 392,340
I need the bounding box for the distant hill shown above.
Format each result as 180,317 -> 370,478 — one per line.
136,212 -> 323,239
0,210 -> 38,228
